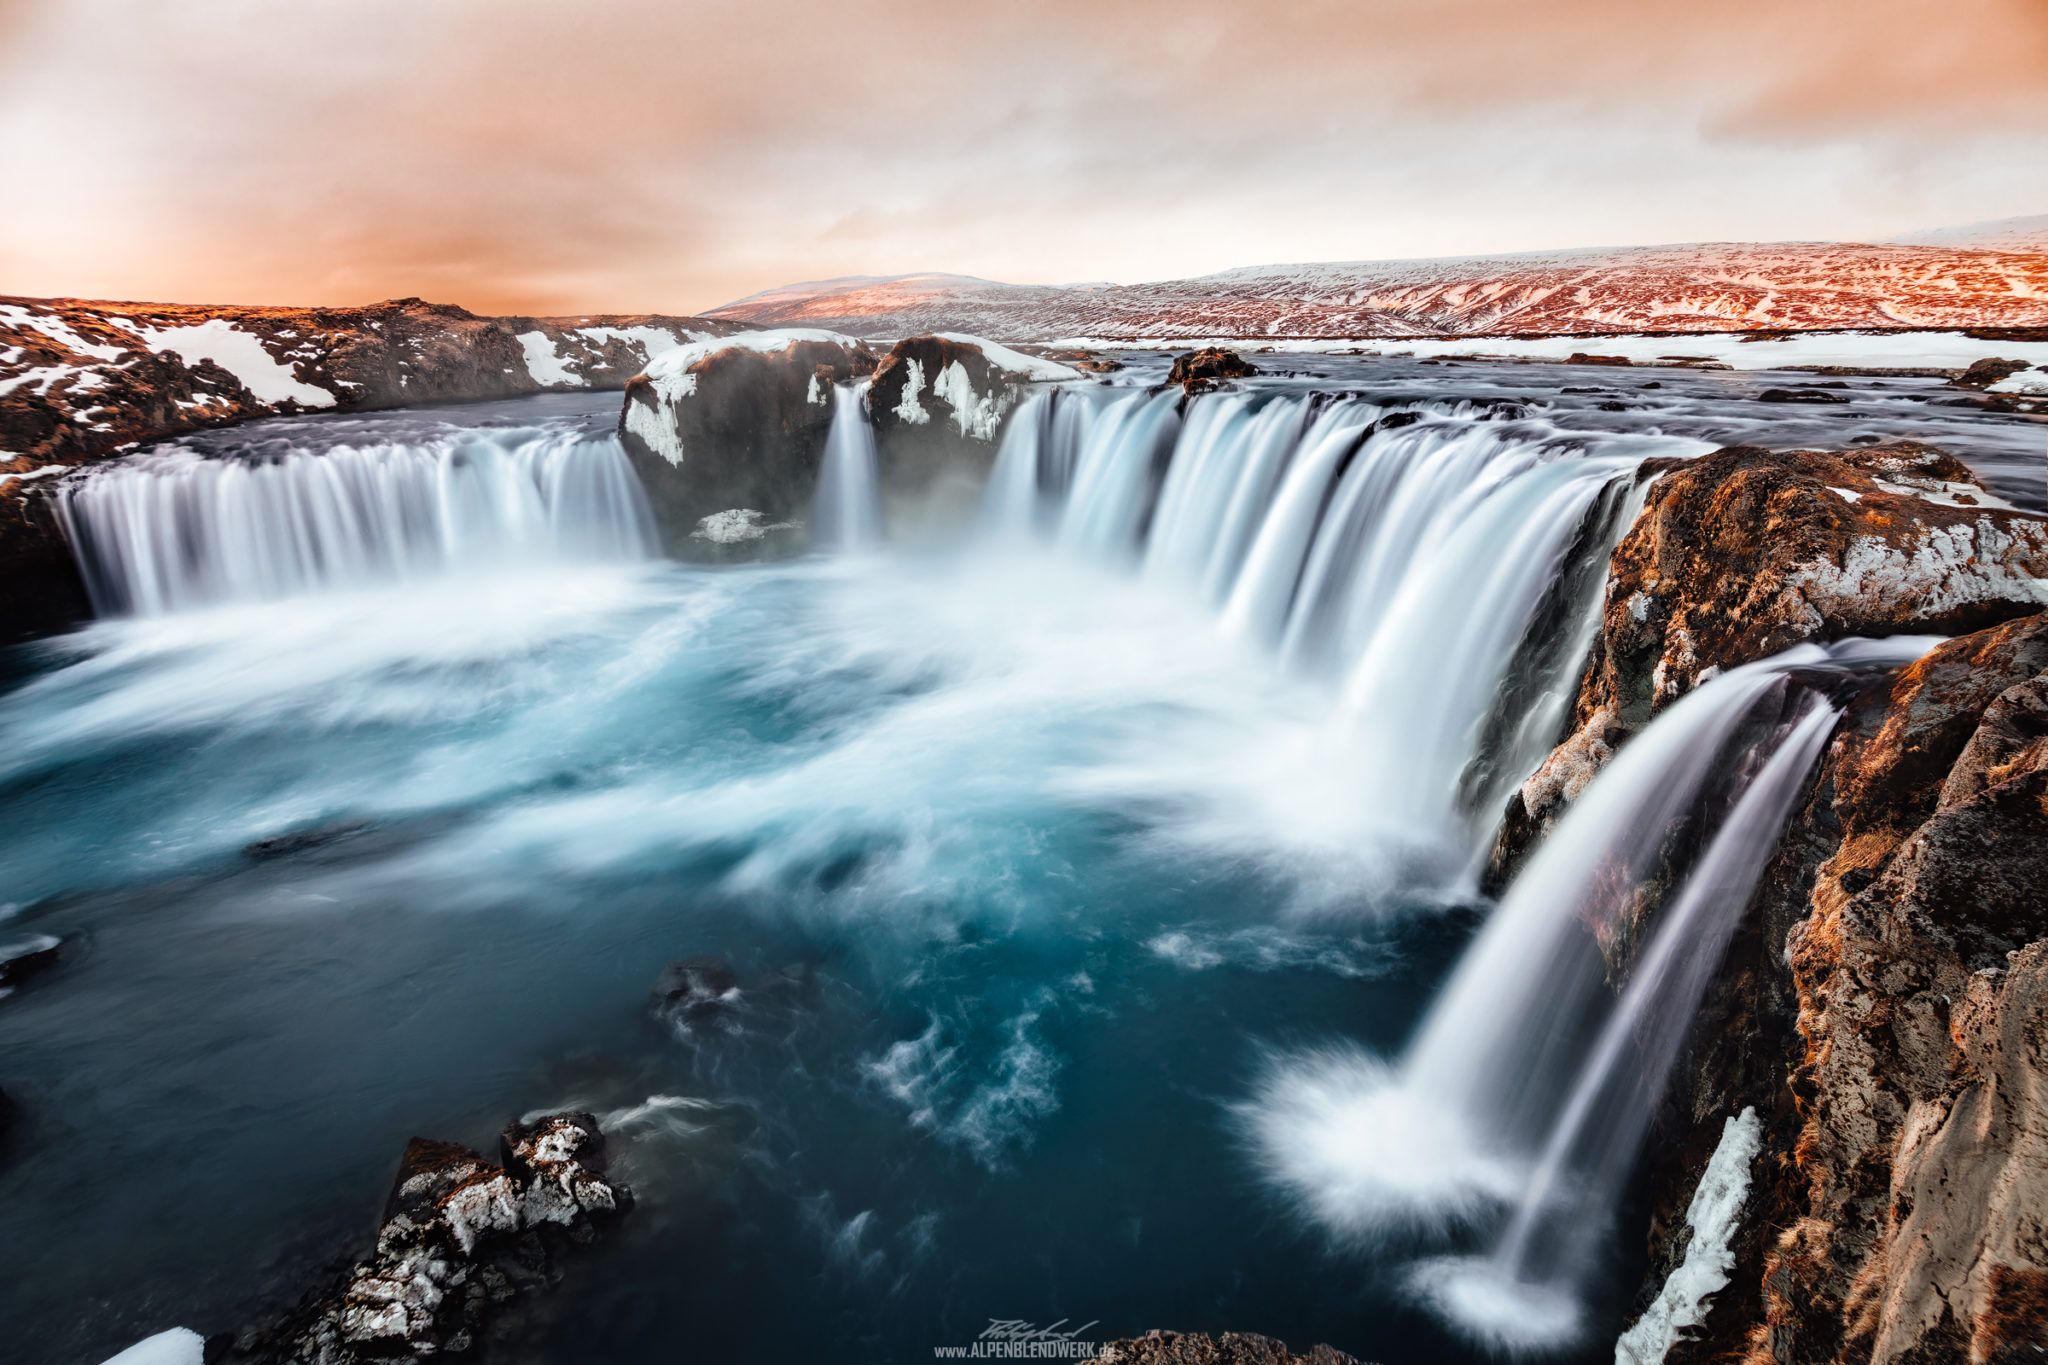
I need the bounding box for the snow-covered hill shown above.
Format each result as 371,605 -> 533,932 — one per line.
1887,214 -> 2048,254
706,242 -> 2048,342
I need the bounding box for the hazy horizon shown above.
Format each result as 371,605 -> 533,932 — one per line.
3,0 -> 2045,316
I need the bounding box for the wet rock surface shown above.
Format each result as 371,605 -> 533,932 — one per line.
1098,1330 -> 1360,1365
614,332 -> 878,554
213,1113 -> 630,1363
1496,441 -> 2048,879
1622,614 -> 2048,1364
1167,347 -> 1258,393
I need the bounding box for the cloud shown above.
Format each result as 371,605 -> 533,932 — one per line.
0,0 -> 2042,314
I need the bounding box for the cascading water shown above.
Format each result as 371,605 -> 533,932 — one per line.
811,383 -> 884,552
1246,636 -> 1939,1351
56,421 -> 655,614
984,386 -> 1694,876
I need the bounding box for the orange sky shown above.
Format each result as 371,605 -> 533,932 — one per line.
1,0 -> 2044,316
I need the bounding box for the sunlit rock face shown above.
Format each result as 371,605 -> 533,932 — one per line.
1494,441 -> 2048,882
1620,615 -> 2048,1365
0,296 -> 742,470
0,296 -> 741,638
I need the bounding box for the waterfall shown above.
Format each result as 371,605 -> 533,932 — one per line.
1244,636 -> 1939,1352
811,384 -> 883,552
57,425 -> 656,615
983,387 -> 1683,873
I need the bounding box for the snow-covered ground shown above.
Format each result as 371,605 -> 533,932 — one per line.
1052,330 -> 2048,373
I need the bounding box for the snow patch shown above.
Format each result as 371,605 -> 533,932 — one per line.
0,304 -> 128,361
1828,486 -> 1864,504
97,1327 -> 206,1365
893,358 -> 930,425
0,464 -> 66,491
625,394 -> 685,467
1614,1107 -> 1762,1365
931,359 -> 1008,440
932,333 -> 1082,382
691,508 -> 794,544
516,331 -> 578,387
806,370 -> 825,406
130,320 -> 334,407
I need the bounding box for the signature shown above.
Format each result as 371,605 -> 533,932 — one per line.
977,1320 -> 1101,1344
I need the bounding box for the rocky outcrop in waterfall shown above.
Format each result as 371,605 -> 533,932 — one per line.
615,330 -> 880,554
214,1111 -> 630,1363
615,331 -> 1076,555
1166,347 -> 1258,393
1495,441 -> 2048,883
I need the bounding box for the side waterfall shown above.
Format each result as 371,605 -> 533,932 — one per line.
1246,636 -> 1939,1351
984,386 -> 1686,874
811,383 -> 884,552
57,425 -> 656,614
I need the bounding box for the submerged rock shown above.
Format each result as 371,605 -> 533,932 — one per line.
1166,347 -> 1257,393
1496,441 -> 2048,878
215,1112 -> 629,1363
1098,1330 -> 1359,1365
0,932 -> 60,993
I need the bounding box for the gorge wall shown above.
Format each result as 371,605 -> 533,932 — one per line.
1494,440 -> 2048,1361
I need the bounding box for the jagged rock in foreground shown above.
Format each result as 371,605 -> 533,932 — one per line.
215,1112 -> 629,1363
1098,1330 -> 1359,1365
1496,441 -> 2048,885
1628,614 -> 2048,1365
616,330 -> 1076,555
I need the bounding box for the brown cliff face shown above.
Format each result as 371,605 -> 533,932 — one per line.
1496,443 -> 2048,889
1621,616 -> 2048,1365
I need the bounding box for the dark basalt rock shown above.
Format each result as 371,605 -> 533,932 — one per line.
651,956 -> 742,1036
616,336 -> 879,556
1954,356 -> 2032,390
0,932 -> 60,992
0,485 -> 92,643
1757,387 -> 1850,404
1098,1330 -> 1360,1365
1565,351 -> 1633,366
214,1112 -> 630,1363
1167,347 -> 1257,393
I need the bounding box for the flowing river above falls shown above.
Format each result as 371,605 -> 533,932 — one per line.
0,358 -> 2040,1365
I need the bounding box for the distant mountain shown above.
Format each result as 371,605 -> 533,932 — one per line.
1887,213 -> 2048,254
705,242 -> 2048,342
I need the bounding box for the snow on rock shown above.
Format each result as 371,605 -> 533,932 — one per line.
516,330 -> 579,387
129,319 -> 335,407
692,508 -> 794,543
96,1328 -> 206,1365
892,357 -> 931,425
1614,1108 -> 1761,1365
867,335 -> 1071,444
615,330 -> 876,554
216,1113 -> 630,1363
1492,440 -> 2048,881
